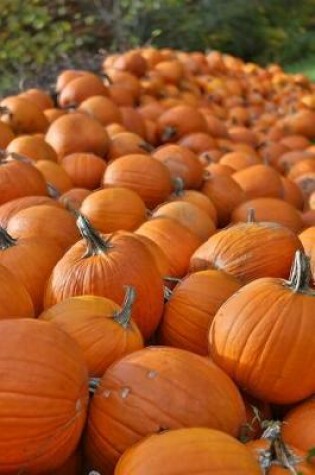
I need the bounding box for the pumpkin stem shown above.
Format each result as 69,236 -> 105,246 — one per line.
0,227 -> 17,249
139,141 -> 155,153
247,208 -> 256,223
163,286 -> 173,301
76,213 -> 112,257
172,177 -> 185,196
0,106 -> 12,119
89,377 -> 101,394
101,72 -> 113,85
113,286 -> 136,328
47,182 -> 61,199
274,435 -> 303,474
288,250 -> 312,293
161,126 -> 177,142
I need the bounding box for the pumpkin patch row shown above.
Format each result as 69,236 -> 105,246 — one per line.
0,46 -> 314,474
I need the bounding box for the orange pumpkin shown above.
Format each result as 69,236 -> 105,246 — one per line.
177,132 -> 216,154
157,105 -> 208,142
0,195 -> 61,229
40,287 -> 143,377
233,164 -> 283,199
114,428 -> 261,475
107,131 -> 152,161
78,95 -> 122,126
7,135 -> 58,162
44,216 -> 164,339
61,152 -> 107,190
58,73 -> 108,107
169,187 -> 218,224
0,122 -> 15,148
0,264 -> 34,319
0,96 -> 49,134
299,227 -> 315,284
59,188 -> 91,209
0,318 -> 88,473
282,398 -> 315,454
35,160 -> 73,193
85,347 -> 246,472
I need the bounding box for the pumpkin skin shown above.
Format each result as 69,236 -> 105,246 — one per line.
232,164 -> 283,200
231,198 -> 304,234
0,157 -> 47,206
58,74 -> 108,108
157,105 -> 208,143
0,264 -> 34,319
299,227 -> 315,284
6,205 -> 80,251
35,160 -> 73,193
209,252 -> 315,404
136,217 -> 201,278
107,131 -> 152,161
152,201 -> 216,242
80,187 -> 147,234
120,107 -> 147,138
78,95 -> 122,126
152,144 -> 204,189
114,428 -> 261,475
7,135 -> 58,163
0,227 -> 64,315
44,220 -> 164,340
160,270 -> 241,355
40,288 -> 144,377
61,152 -> 107,190
45,113 -> 110,159
281,176 -> 304,210
0,121 -> 14,148
59,188 -> 91,209
102,154 -> 173,209
85,346 -> 246,473
169,188 -> 218,224
0,318 -> 88,474
134,234 -> 171,280
220,151 -> 261,171
0,196 -> 61,229
201,174 -> 245,227
0,96 -> 49,134
190,220 -> 302,283
282,398 -> 315,454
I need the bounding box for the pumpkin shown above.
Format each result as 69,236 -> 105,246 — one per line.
108,131 -> 153,161
7,135 -> 58,162
120,107 -> 147,138
168,186 -> 218,223
190,212 -> 302,283
160,270 -> 241,355
35,160 -> 73,193
299,227 -> 315,284
80,187 -> 147,233
108,85 -> 135,107
40,287 -> 143,377
201,174 -> 245,226
44,108 -> 68,124
61,152 -> 107,190
288,157 -> 315,181
6,205 -> 80,251
220,151 -> 261,171
19,87 -> 54,111
282,398 -> 315,454
106,70 -> 141,101
0,154 -> 47,205
113,50 -> 147,77
205,162 -> 235,177
0,318 -> 88,473
133,234 -> 171,280
136,217 -> 201,277
114,428 -> 261,475
0,121 -> 14,148
44,215 -> 164,339
283,110 -> 315,139
78,95 -> 122,126
0,264 -> 34,318
102,154 -> 172,209
277,150 -> 314,174
152,201 -> 215,241
45,112 -> 109,159
154,59 -> 184,84
157,105 -> 208,142
85,346 -> 246,472
0,195 -> 61,229
0,227 -> 64,315
232,164 -> 283,199
58,73 -> 108,108
177,132 -> 216,154
231,198 -> 304,234
280,176 -> 304,210
55,69 -> 87,93
152,144 -> 203,189
210,251 -> 315,404
59,188 -> 91,209
0,96 -> 49,134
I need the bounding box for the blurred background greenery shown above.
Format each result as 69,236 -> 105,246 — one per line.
1,0 -> 315,93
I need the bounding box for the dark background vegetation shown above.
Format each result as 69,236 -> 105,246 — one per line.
1,0 -> 315,94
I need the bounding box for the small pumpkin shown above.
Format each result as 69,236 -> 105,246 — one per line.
232,164 -> 283,200
61,153 -> 107,190
157,105 -> 208,143
78,95 -> 122,126
0,195 -> 61,229
7,135 -> 58,163
35,160 -> 73,193
0,96 -> 49,134
58,73 -> 108,108
107,131 -> 153,161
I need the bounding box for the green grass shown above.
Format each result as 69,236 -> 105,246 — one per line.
285,57 -> 315,81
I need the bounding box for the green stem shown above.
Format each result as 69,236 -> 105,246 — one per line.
76,214 -> 112,257
0,227 -> 17,249
113,286 -> 136,329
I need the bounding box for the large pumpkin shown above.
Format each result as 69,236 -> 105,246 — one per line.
6,135 -> 58,163
40,287 -> 143,377
114,428 -> 261,475
44,215 -> 164,339
282,398 -> 315,454
85,346 -> 246,473
160,270 -> 241,355
210,251 -> 315,404
0,318 -> 88,473
0,264 -> 34,319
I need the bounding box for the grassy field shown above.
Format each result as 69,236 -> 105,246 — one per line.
285,58 -> 315,81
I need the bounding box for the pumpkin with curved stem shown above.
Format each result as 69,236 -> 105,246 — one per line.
102,154 -> 172,209
44,215 -> 164,339
0,196 -> 61,229
190,210 -> 303,282
114,428 -> 261,475
78,95 -> 122,126
85,346 -> 246,472
160,270 -> 241,355
0,154 -> 47,205
0,227 -> 64,315
7,135 -> 58,163
0,318 -> 88,473
40,287 -> 143,377
152,201 -> 216,242
0,96 -> 49,134
231,198 -> 304,234
136,217 -> 201,277
0,264 -> 34,319
210,251 -> 315,404
80,187 -> 147,233
61,153 -> 107,190
152,144 -> 203,189
107,132 -> 153,161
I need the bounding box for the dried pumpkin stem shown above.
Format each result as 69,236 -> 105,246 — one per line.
172,176 -> 185,195
76,214 -> 112,257
247,208 -> 256,223
161,125 -> 177,142
47,182 -> 61,199
89,377 -> 101,394
288,250 -> 312,293
113,286 -> 136,329
139,141 -> 155,153
0,106 -> 12,118
0,227 -> 17,249
163,286 -> 173,301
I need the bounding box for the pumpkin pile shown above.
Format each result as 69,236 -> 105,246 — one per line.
0,46 -> 315,474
